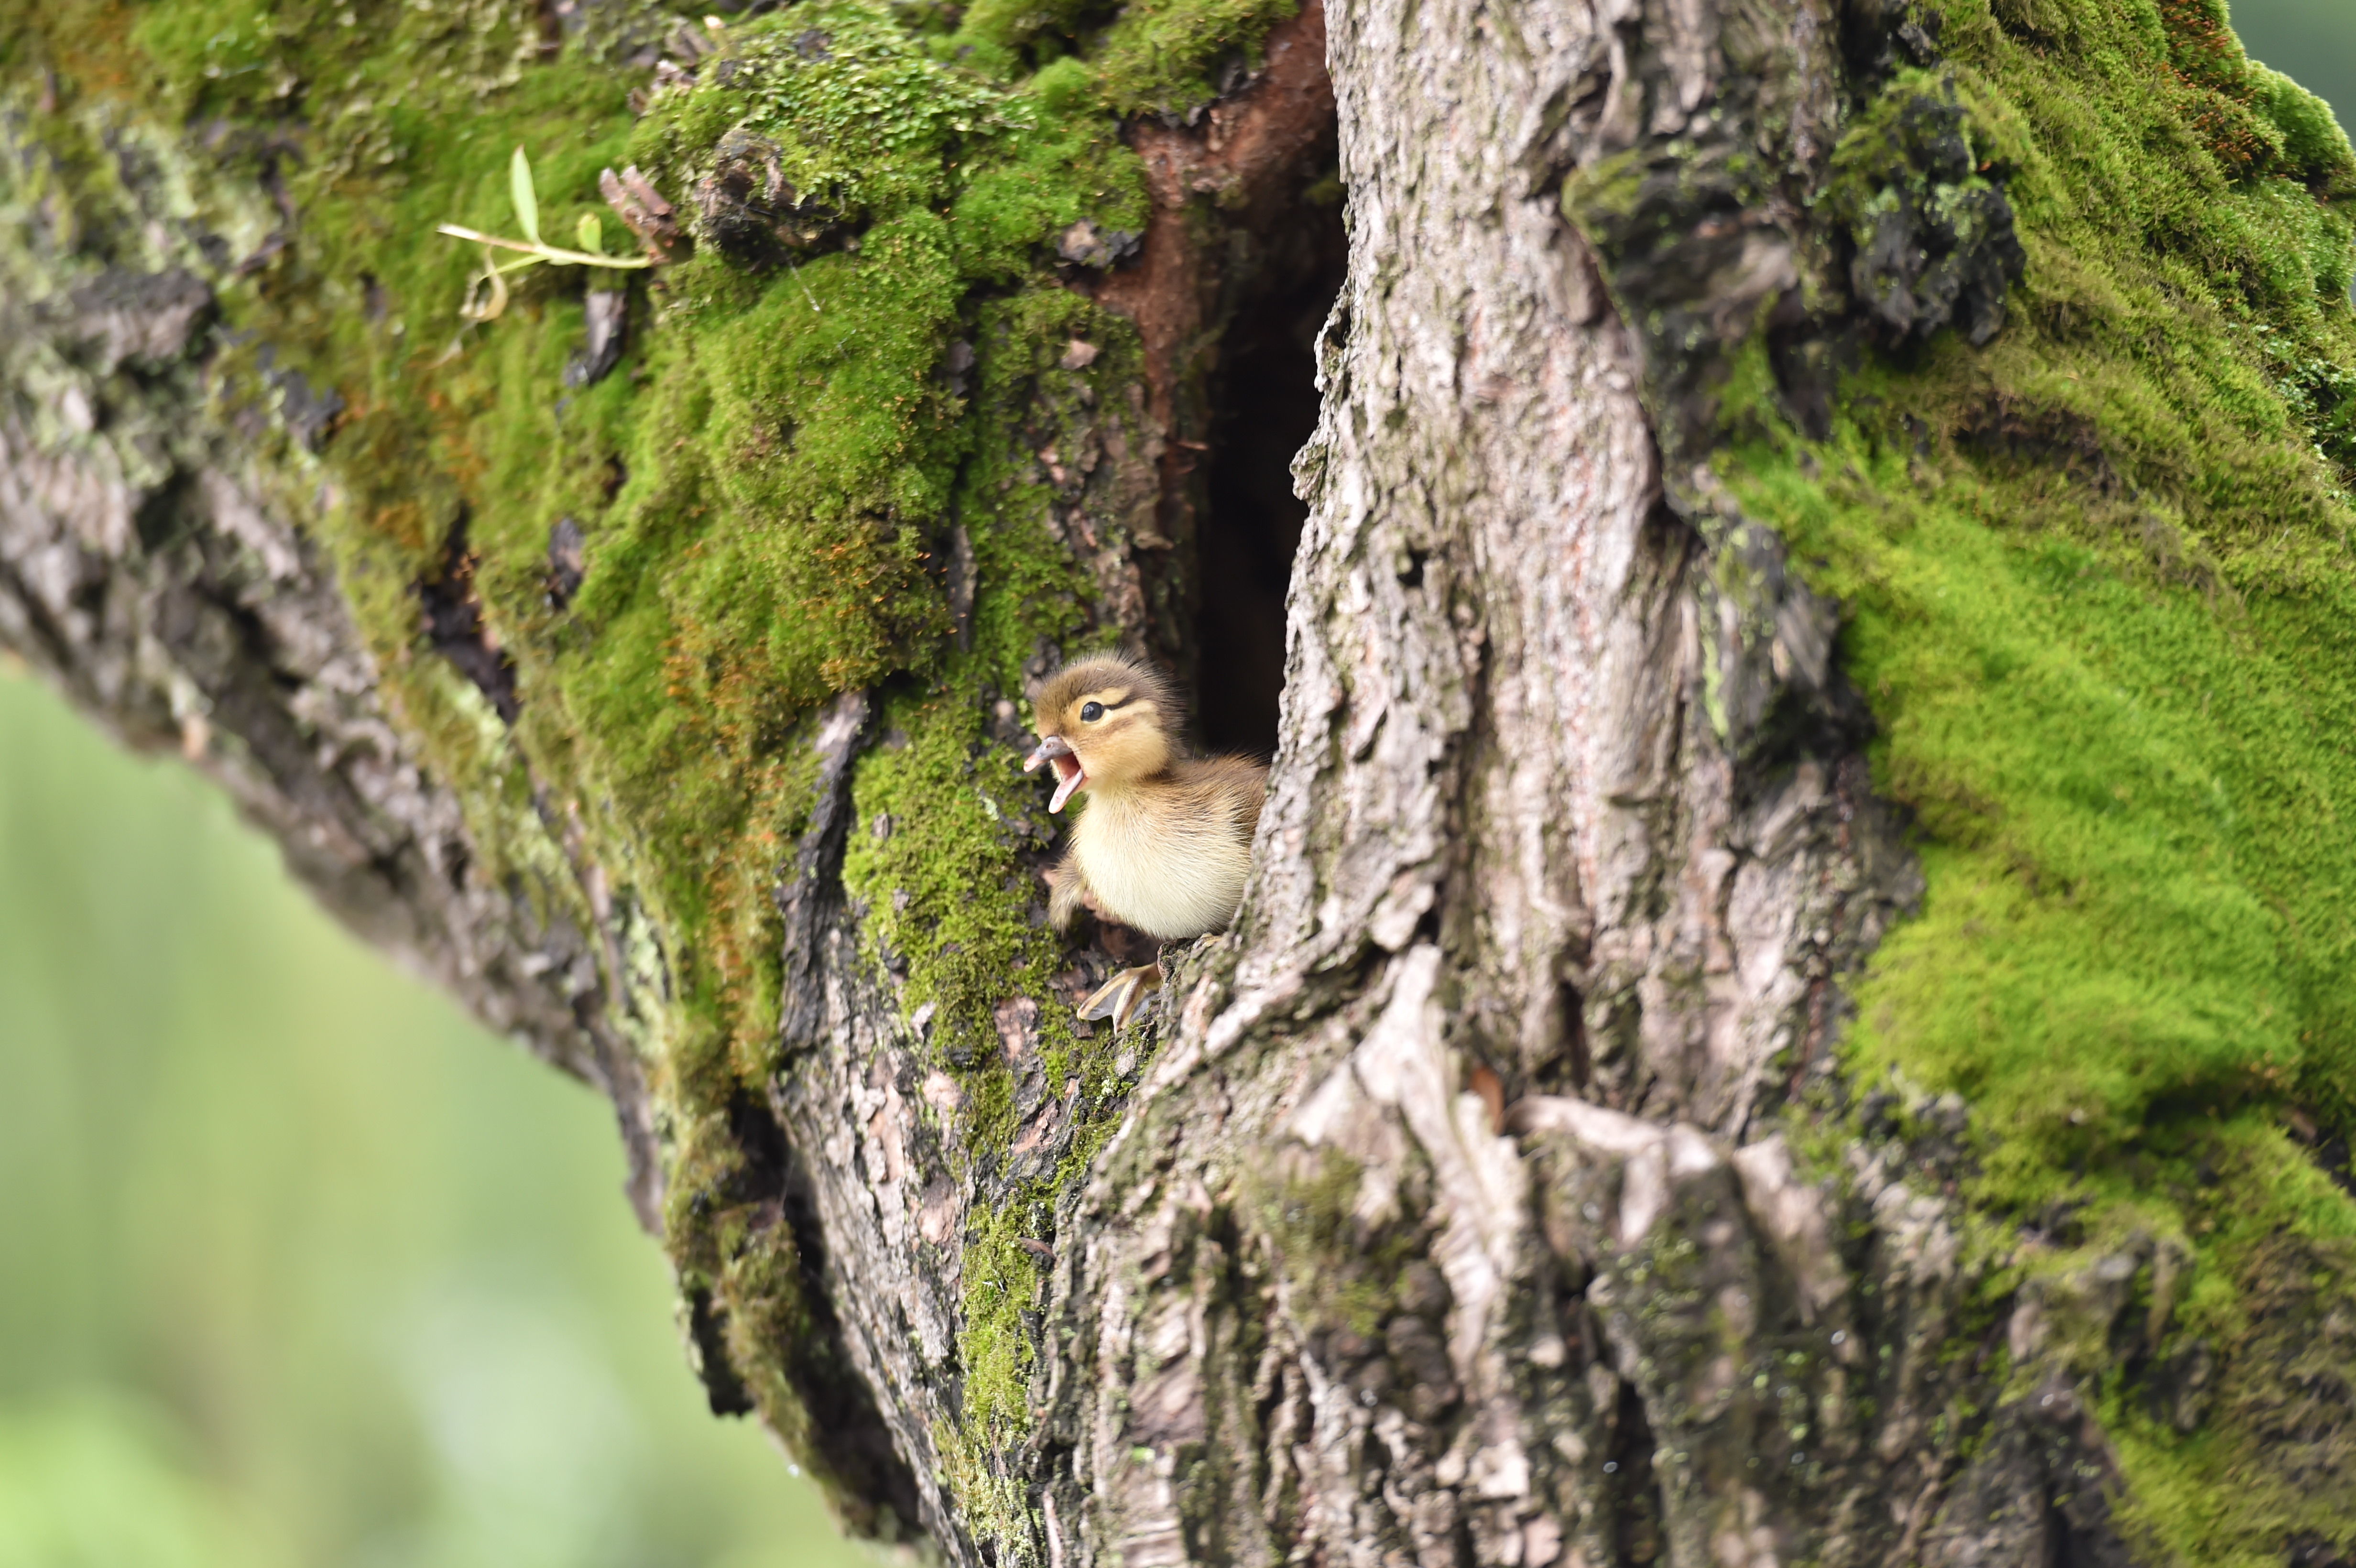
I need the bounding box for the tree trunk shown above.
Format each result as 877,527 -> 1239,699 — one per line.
6,0 -> 2356,1562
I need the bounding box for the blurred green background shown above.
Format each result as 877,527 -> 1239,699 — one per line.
2235,0 -> 2354,152
0,657 -> 868,1566
0,2 -> 2350,1563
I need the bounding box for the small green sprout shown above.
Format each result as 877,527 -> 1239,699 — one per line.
438,146 -> 653,321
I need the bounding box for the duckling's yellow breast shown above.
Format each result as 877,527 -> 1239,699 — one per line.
1071,788 -> 1253,942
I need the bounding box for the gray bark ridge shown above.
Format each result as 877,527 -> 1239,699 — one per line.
986,2 -> 2130,1566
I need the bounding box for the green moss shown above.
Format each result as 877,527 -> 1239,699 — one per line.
1253,1145 -> 1428,1340
840,666 -> 1142,1432
1688,0 -> 2356,1549
843,693 -> 1058,1061
941,0 -> 1296,120
1083,0 -> 1297,118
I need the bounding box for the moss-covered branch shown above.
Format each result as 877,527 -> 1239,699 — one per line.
0,0 -> 1321,1533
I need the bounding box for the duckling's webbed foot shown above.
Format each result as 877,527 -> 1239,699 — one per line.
1078,963 -> 1163,1030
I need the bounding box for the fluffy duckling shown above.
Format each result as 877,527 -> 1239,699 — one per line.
1022,654 -> 1267,1028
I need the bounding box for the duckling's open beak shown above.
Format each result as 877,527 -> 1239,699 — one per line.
1022,735 -> 1086,813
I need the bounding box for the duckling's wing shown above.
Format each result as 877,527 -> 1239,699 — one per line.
1047,842 -> 1092,934
1170,755 -> 1270,843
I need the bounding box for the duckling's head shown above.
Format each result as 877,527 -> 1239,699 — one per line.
1022,655 -> 1182,812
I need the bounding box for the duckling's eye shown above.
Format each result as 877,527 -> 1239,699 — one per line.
1080,701 -> 1105,722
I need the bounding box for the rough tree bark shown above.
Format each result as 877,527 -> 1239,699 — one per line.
5,0 -> 2356,1563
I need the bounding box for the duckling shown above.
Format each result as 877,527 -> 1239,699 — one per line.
1022,654 -> 1267,1028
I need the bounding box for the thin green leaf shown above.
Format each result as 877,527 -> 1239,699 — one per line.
509,146 -> 540,246
434,225 -> 651,269
576,212 -> 606,255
